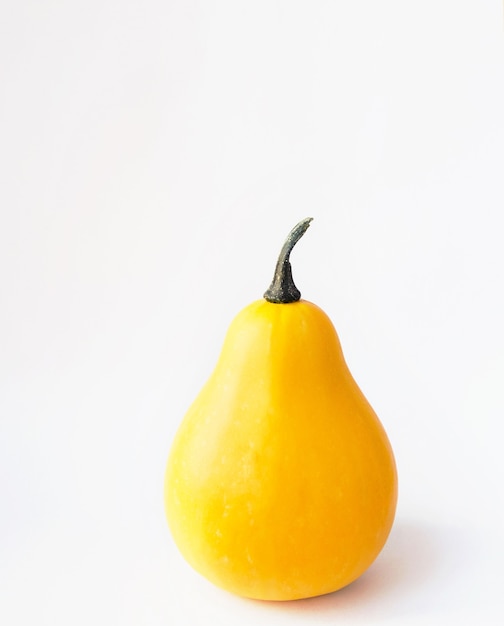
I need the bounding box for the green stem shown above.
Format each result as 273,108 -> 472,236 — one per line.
263,217 -> 313,304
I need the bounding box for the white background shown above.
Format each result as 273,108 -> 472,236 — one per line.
1,1 -> 504,624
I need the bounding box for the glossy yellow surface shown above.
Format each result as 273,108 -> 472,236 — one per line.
164,299 -> 397,601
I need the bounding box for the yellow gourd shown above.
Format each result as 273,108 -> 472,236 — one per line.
164,218 -> 397,601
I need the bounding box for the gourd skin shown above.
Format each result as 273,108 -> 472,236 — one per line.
164,299 -> 397,601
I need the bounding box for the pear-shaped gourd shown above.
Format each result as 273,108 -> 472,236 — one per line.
164,218 -> 397,601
